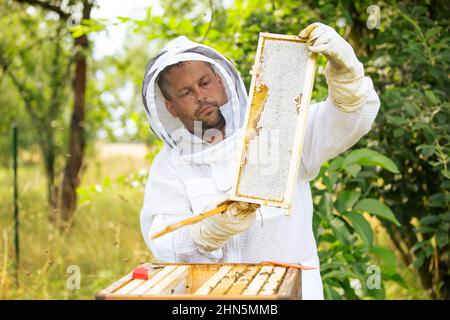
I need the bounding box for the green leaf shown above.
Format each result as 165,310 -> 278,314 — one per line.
345,163 -> 361,177
343,252 -> 357,263
429,193 -> 448,208
329,217 -> 351,245
354,199 -> 401,226
319,233 -> 337,243
416,144 -> 435,158
344,211 -> 374,247
324,284 -> 342,300
424,90 -> 439,105
441,180 -> 450,190
70,25 -> 88,38
130,112 -> 140,123
117,16 -> 130,23
145,6 -> 153,22
386,115 -> 408,126
393,128 -> 404,138
341,278 -> 360,300
413,252 -> 425,269
420,215 -> 441,225
367,285 -> 386,300
370,245 -> 397,268
436,231 -> 449,248
383,273 -> 408,289
425,27 -> 441,39
328,157 -> 344,172
322,174 -> 335,191
337,190 -> 361,212
343,148 -> 400,174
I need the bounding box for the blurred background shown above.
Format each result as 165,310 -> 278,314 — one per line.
0,0 -> 448,299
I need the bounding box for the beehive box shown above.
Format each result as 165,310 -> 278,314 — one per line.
230,32 -> 317,211
95,263 -> 301,300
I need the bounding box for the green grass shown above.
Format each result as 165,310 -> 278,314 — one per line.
0,144 -> 153,299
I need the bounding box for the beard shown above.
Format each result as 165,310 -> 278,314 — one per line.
200,108 -> 225,130
195,101 -> 226,131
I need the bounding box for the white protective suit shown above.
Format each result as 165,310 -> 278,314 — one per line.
140,35 -> 380,300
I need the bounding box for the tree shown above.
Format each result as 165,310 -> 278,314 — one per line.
364,1 -> 450,299
10,0 -> 95,227
0,3 -> 71,208
54,0 -> 93,224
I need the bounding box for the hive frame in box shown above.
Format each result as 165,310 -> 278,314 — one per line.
95,263 -> 302,300
228,32 -> 317,213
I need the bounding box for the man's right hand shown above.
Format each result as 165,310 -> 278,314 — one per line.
189,201 -> 259,251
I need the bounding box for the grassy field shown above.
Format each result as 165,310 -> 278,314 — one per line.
0,142 -> 426,299
0,143 -> 153,299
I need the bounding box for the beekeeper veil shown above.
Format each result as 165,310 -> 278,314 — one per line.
142,36 -> 248,164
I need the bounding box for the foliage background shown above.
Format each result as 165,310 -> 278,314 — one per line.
0,0 -> 448,299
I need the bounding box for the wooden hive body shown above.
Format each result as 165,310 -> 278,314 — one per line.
96,263 -> 302,300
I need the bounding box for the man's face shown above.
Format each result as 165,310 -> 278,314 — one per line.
162,61 -> 228,135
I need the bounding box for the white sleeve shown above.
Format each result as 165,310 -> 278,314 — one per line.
140,151 -> 222,263
300,76 -> 380,181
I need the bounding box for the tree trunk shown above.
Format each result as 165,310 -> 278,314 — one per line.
54,1 -> 92,227
438,247 -> 450,299
42,134 -> 55,208
56,34 -> 87,225
13,0 -> 93,228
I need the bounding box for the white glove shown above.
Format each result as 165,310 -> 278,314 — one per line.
189,201 -> 259,252
299,22 -> 367,112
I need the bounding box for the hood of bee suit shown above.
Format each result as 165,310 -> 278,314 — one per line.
141,36 -> 248,171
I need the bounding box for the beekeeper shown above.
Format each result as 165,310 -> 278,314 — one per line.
140,22 -> 380,299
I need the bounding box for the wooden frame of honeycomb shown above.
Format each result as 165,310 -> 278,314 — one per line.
228,32 -> 317,213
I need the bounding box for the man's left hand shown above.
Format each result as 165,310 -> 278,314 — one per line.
298,22 -> 358,73
299,22 -> 367,112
